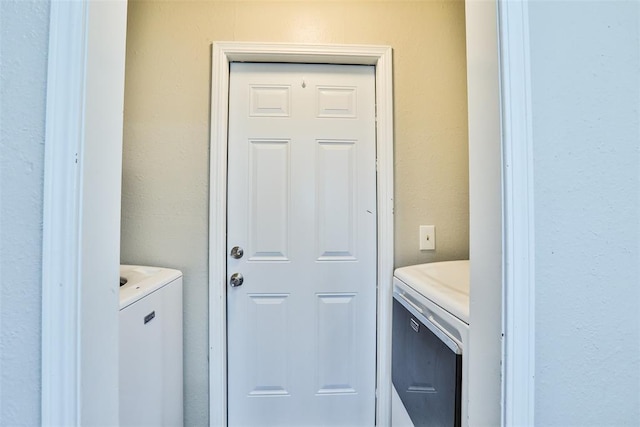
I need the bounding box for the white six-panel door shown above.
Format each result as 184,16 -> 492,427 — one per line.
227,63 -> 377,426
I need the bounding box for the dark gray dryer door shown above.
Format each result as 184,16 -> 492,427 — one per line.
392,297 -> 462,427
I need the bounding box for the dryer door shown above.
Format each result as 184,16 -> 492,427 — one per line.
392,296 -> 462,427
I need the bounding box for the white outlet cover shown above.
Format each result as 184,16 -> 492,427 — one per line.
419,225 -> 435,250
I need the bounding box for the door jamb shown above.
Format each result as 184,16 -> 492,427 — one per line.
41,1 -> 127,424
41,2 -> 87,422
208,42 -> 394,426
497,0 -> 536,424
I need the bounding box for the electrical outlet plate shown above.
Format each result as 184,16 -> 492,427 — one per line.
419,225 -> 435,250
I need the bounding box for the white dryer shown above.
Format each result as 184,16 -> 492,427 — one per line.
392,260 -> 470,427
119,265 -> 183,427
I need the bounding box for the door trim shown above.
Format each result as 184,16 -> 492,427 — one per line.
42,2 -> 87,423
42,1 -> 127,425
209,42 -> 394,426
497,0 -> 536,424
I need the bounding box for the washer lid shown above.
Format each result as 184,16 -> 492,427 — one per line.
394,260 -> 469,324
119,265 -> 182,309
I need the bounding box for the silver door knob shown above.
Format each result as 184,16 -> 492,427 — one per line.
230,246 -> 244,259
230,273 -> 244,287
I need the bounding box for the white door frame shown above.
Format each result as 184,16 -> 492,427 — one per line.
208,42 -> 394,426
497,0 -> 536,424
41,3 -> 87,423
41,1 -> 128,425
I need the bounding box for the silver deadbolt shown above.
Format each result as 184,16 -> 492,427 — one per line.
230,246 -> 244,259
230,273 -> 244,287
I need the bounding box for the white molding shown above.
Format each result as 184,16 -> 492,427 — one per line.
498,1 -> 536,425
209,41 -> 230,427
209,42 -> 394,427
41,1 -> 88,425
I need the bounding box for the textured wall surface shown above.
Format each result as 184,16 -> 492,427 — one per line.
0,1 -> 50,425
530,1 -> 640,424
121,1 -> 469,424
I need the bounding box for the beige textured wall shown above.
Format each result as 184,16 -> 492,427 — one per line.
121,1 -> 468,424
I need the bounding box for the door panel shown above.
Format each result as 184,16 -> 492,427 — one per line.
227,62 -> 376,426
316,293 -> 358,394
248,139 -> 290,261
246,294 -> 290,396
316,140 -> 357,260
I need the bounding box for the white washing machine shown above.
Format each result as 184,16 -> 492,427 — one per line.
392,260 -> 470,427
119,265 -> 183,427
